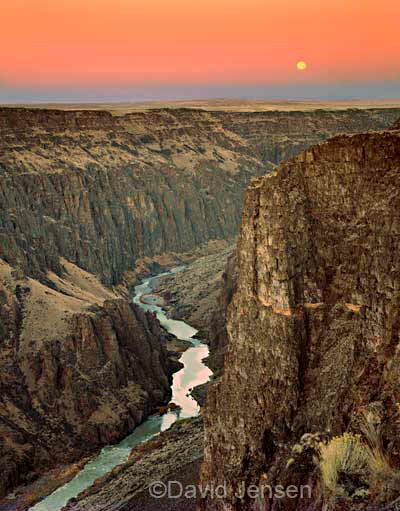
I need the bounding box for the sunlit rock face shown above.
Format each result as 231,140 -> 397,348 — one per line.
200,131 -> 400,511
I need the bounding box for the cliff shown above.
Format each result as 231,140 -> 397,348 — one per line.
207,251 -> 237,374
0,259 -> 178,498
1,107 -> 399,286
200,130 -> 400,510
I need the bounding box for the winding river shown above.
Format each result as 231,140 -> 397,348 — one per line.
31,267 -> 213,511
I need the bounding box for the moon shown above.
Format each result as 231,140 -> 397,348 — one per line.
297,61 -> 307,71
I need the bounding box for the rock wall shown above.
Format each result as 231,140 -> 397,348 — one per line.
200,130 -> 400,510
215,108 -> 400,164
207,251 -> 237,374
1,107 -> 399,286
0,261 -> 178,497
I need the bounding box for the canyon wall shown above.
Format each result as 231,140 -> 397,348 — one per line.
1,107 -> 399,286
208,252 -> 237,374
392,118 -> 400,130
0,260 -> 179,497
200,129 -> 400,510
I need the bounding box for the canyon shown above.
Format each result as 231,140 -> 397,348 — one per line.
1,106 -> 399,286
1,105 -> 400,505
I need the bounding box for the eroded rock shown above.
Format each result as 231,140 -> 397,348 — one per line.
200,131 -> 400,510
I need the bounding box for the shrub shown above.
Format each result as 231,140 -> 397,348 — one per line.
319,433 -> 370,496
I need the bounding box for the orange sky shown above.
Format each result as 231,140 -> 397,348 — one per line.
1,0 -> 400,88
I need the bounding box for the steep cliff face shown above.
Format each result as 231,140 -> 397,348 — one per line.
0,259 -> 178,497
0,107 -> 262,287
207,251 -> 237,374
200,130 -> 400,510
1,107 -> 399,286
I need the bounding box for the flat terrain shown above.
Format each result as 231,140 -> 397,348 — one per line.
2,98 -> 400,114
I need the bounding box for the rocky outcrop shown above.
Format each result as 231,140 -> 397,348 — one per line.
1,107 -> 399,286
0,260 -> 178,498
200,130 -> 400,510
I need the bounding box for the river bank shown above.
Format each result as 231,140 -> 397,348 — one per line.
63,416 -> 204,511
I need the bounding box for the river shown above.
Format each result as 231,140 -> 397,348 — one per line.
31,267 -> 212,511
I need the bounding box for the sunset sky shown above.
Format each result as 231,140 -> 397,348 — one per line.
1,0 -> 399,102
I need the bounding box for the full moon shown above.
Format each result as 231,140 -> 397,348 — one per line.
297,61 -> 307,71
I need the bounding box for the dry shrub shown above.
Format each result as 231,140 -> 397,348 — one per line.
319,433 -> 369,496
